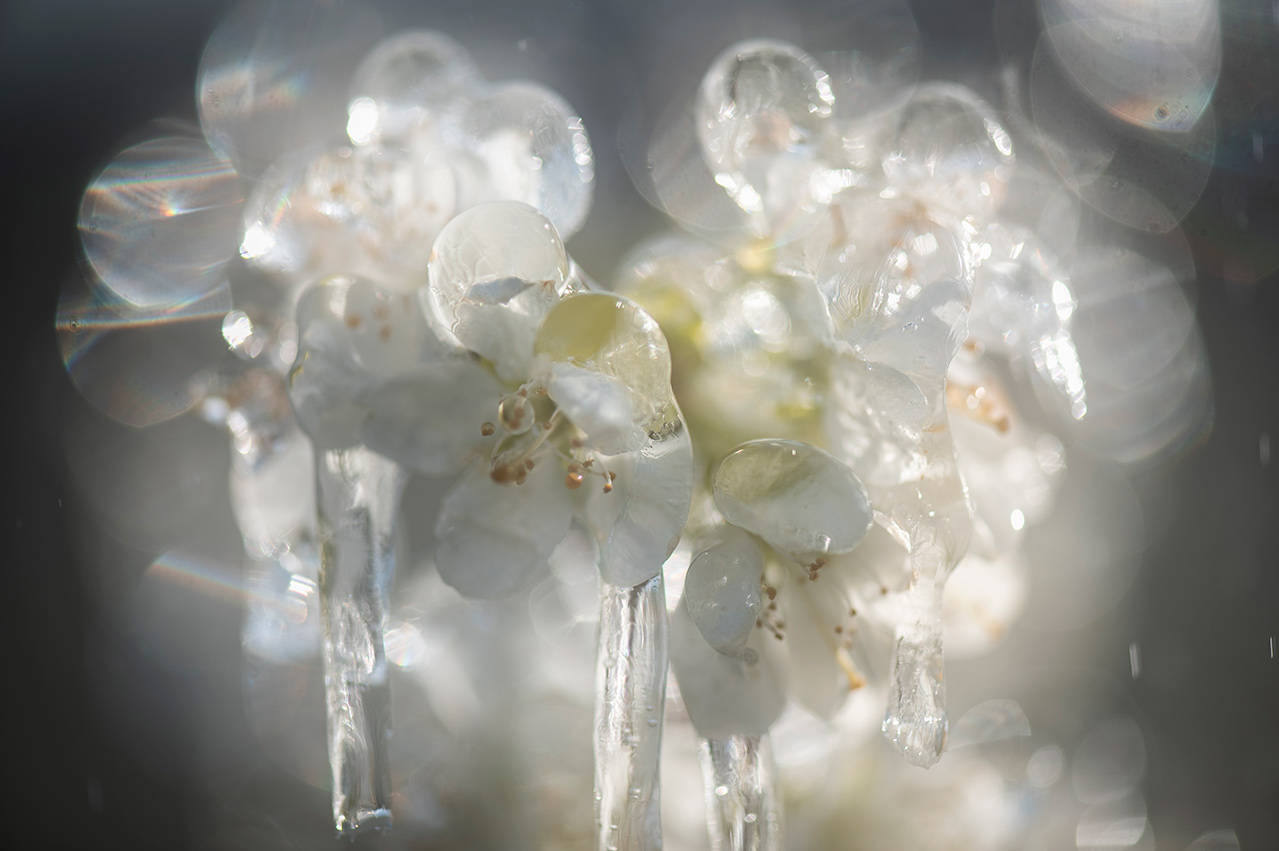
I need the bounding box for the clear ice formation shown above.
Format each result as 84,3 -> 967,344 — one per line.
315,445 -> 407,834
699,735 -> 781,851
595,574 -> 668,851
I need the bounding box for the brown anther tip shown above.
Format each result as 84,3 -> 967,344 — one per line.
582,458 -> 594,468
764,586 -> 776,600
345,314 -> 363,329
602,481 -> 613,494
774,633 -> 783,641
481,422 -> 496,436
767,602 -> 777,611
608,471 -> 618,481
524,459 -> 535,470
880,586 -> 889,595
834,625 -> 843,634
542,421 -> 553,431
996,416 -> 1011,434
517,387 -> 528,397
379,324 -> 392,341
850,607 -> 857,616
756,619 -> 763,628
570,437 -> 584,448
808,574 -> 818,581
567,463 -> 581,473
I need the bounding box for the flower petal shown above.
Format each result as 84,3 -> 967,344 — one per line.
361,360 -> 500,476
586,426 -> 694,588
669,595 -> 785,738
545,362 -> 642,455
433,460 -> 573,599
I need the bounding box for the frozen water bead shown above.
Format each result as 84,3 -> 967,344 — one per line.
454,83 -> 594,238
347,30 -> 478,146
684,527 -> 764,658
197,0 -> 383,175
535,292 -> 678,452
79,134 -> 243,308
712,439 -> 872,561
697,40 -> 834,177
882,82 -> 1014,222
425,201 -> 569,378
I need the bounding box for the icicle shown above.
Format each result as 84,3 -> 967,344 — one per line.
883,565 -> 948,768
698,734 -> 781,851
315,445 -> 407,834
594,573 -> 668,851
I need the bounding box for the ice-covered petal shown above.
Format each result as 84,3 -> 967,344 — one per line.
240,144 -> 458,289
433,460 -> 573,599
684,527 -> 765,658
696,40 -> 835,220
453,82 -> 594,238
586,426 -> 694,588
669,596 -> 785,738
360,360 -> 500,476
535,292 -> 679,450
815,198 -> 969,358
967,224 -> 1066,355
347,30 -> 478,146
855,274 -> 970,379
425,201 -> 569,379
712,439 -> 872,561
882,82 -> 1014,223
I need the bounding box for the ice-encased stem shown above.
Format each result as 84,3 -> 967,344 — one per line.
698,734 -> 781,851
316,446 -> 407,834
594,573 -> 668,851
883,559 -> 948,768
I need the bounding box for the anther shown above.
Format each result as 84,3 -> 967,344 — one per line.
565,471 -> 585,490
480,422 -> 496,436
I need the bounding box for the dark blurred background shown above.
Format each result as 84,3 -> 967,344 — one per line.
5,0 -> 1277,848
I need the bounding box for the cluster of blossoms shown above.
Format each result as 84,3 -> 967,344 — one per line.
65,4 -> 1210,848
620,38 -> 1069,776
